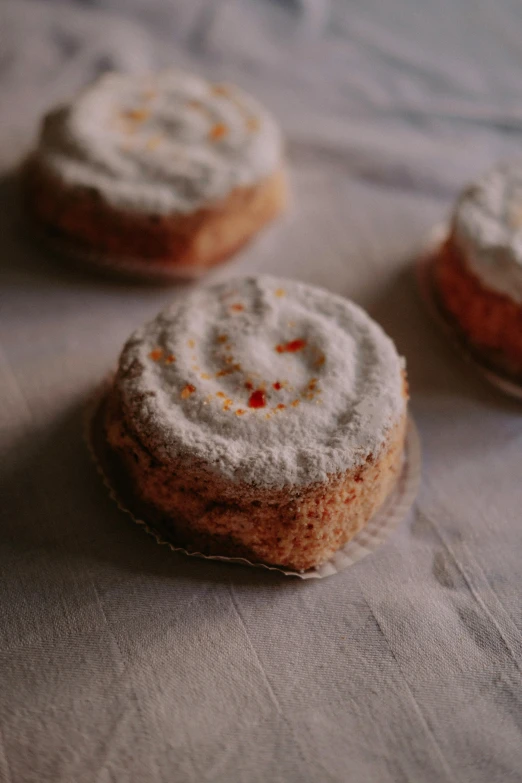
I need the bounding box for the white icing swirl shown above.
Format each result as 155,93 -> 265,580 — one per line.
116,276 -> 406,489
453,161 -> 522,303
34,70 -> 283,215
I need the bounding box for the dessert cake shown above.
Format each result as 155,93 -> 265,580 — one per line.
104,276 -> 408,571
23,71 -> 286,274
434,162 -> 522,378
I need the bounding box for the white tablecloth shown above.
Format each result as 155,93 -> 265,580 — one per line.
1,2 -> 522,781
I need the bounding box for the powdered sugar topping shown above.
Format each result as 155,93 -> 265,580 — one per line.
33,70 -> 283,215
453,161 -> 522,303
116,276 -> 406,489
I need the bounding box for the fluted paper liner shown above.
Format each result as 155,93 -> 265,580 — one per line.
36,229 -> 208,282
416,224 -> 522,400
85,381 -> 421,579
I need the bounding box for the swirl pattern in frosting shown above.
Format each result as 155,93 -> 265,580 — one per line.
453,161 -> 522,303
116,276 -> 406,489
34,71 -> 283,215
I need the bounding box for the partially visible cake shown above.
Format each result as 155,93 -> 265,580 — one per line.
104,276 -> 408,571
434,162 -> 522,378
23,71 -> 287,274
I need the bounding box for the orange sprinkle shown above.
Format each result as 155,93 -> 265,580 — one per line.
211,84 -> 230,97
181,384 -> 196,399
165,354 -> 176,364
246,116 -> 260,132
291,399 -> 300,407
146,135 -> 162,151
209,122 -> 228,141
200,372 -> 211,380
274,288 -> 286,298
223,399 -> 233,411
149,348 -> 163,361
216,391 -> 226,399
188,339 -> 195,348
230,303 -> 244,312
122,108 -> 149,123
275,339 -> 307,354
235,409 -> 246,416
217,334 -> 228,344
276,403 -> 286,410
188,98 -> 203,110
316,354 -> 325,367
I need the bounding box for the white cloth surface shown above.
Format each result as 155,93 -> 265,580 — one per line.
1,2 -> 522,781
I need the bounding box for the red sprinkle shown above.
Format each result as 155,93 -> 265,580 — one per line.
245,381 -> 254,390
248,389 -> 267,409
275,339 -> 307,354
181,384 -> 196,399
230,303 -> 244,312
273,381 -> 282,390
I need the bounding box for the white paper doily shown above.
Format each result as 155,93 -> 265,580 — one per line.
30,226 -> 211,282
86,384 -> 421,580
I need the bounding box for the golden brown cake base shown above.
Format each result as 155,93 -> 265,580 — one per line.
103,386 -> 407,572
434,237 -> 522,378
22,161 -> 287,271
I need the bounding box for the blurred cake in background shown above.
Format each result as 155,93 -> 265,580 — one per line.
434,162 -> 522,379
23,71 -> 287,277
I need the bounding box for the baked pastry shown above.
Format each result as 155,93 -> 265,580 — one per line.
434,162 -> 522,378
103,276 -> 408,571
23,71 -> 286,275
